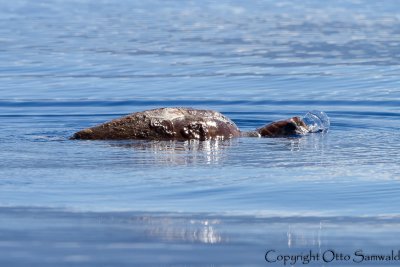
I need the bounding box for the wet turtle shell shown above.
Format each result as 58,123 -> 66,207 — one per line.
71,107 -> 241,140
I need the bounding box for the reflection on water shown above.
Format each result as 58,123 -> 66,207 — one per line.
286,133 -> 329,152
287,222 -> 322,249
105,139 -> 239,165
1,0 -> 400,265
101,134 -> 329,166
2,208 -> 400,266
147,217 -> 224,244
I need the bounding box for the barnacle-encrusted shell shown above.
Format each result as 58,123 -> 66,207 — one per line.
71,107 -> 241,140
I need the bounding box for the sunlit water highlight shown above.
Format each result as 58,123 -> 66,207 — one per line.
0,0 -> 399,266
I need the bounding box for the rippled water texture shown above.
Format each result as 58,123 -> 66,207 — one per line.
0,0 -> 400,266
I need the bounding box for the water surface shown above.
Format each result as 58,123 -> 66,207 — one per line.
0,0 -> 399,266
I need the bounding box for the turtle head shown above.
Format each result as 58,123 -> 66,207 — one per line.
256,116 -> 309,137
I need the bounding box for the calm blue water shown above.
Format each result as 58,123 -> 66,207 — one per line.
1,0 -> 400,266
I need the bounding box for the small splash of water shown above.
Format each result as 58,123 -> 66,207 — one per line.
302,110 -> 331,133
